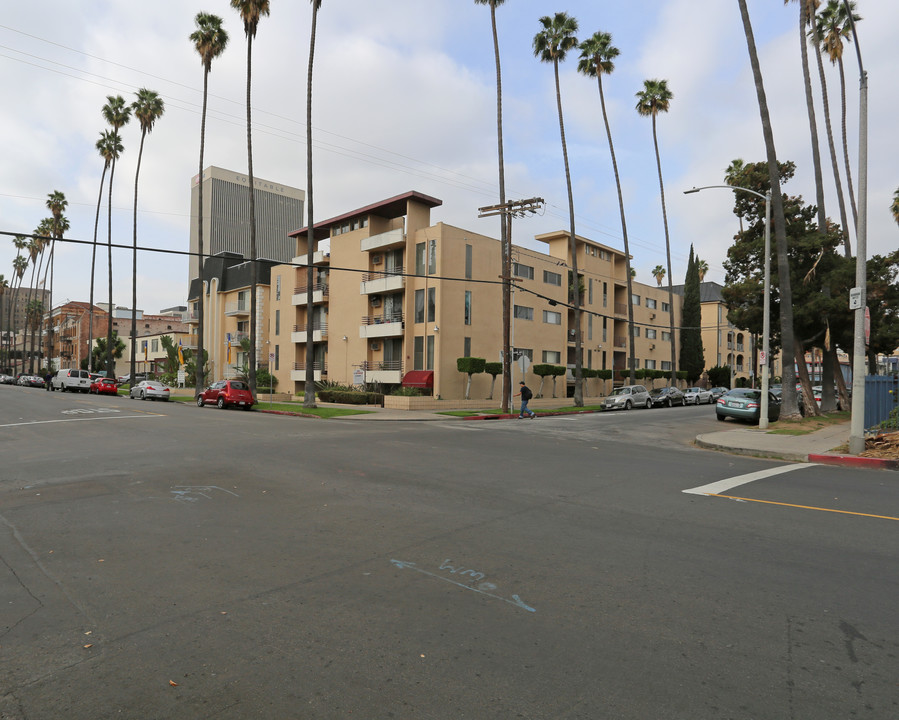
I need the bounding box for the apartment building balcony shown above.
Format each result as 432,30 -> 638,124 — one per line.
182,334 -> 198,350
292,250 -> 329,266
185,311 -> 199,325
361,228 -> 404,253
614,302 -> 628,316
292,283 -> 329,307
291,321 -> 328,344
360,268 -> 405,295
359,312 -> 404,339
360,359 -> 403,385
614,335 -> 627,349
225,302 -> 250,317
291,361 -> 326,382
228,332 -> 248,347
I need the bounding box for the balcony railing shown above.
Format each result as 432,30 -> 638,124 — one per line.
293,361 -> 327,372
362,312 -> 404,326
361,267 -> 404,283
225,302 -> 250,315
614,335 -> 627,348
614,303 -> 628,316
228,332 -> 249,346
293,321 -> 328,334
361,360 -> 403,372
293,282 -> 329,296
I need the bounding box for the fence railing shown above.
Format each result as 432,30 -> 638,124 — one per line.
361,360 -> 403,372
361,267 -> 404,283
362,313 -> 404,325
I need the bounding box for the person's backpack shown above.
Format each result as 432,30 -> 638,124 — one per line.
521,386 -> 532,401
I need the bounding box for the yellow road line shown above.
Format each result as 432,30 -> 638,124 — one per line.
710,494 -> 899,522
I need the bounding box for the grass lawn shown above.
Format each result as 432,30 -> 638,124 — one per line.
767,410 -> 850,436
168,394 -> 372,418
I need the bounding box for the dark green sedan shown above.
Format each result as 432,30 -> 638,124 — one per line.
715,388 -> 781,424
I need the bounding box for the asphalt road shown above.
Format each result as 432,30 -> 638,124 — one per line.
1,387 -> 897,719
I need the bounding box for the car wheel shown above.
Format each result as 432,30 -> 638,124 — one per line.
140,391 -> 146,400
217,397 -> 225,409
716,413 -> 726,422
243,404 -> 253,411
667,399 -> 672,408
645,398 -> 652,409
196,395 -> 205,407
624,400 -> 632,410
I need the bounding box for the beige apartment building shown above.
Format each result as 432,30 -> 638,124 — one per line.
266,191 -> 688,401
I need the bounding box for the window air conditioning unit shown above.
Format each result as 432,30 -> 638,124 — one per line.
370,341 -> 381,351
370,295 -> 382,307
650,313 -> 656,320
372,254 -> 383,265
650,344 -> 656,350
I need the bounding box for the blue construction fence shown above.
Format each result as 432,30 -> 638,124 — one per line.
865,375 -> 899,432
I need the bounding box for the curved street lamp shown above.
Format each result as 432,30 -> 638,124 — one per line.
684,185 -> 773,428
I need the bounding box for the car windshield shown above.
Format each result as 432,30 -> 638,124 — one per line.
610,387 -> 631,396
650,388 -> 665,396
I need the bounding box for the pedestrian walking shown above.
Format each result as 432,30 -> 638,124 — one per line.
514,380 -> 536,419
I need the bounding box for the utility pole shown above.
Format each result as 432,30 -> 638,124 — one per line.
478,197 -> 544,414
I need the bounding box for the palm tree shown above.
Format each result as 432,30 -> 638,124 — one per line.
231,0 -> 270,400
475,0 -> 511,414
0,274 -> 7,366
737,0 -> 801,420
696,259 -> 709,282
304,0 -> 323,409
818,0 -> 861,232
129,89 -> 166,388
45,190 -> 68,368
90,130 -> 122,373
190,12 -> 230,396
8,236 -> 28,373
577,30 -> 638,385
809,3 -> 852,256
651,265 -> 666,286
11,254 -> 28,374
636,78 -> 677,385
101,95 -> 132,377
534,11 -> 584,405
892,188 -> 899,227
725,158 -> 747,235
24,230 -> 44,373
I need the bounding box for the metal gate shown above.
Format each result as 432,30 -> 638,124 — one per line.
864,375 -> 899,432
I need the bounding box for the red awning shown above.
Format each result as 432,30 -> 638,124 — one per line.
401,371 -> 434,389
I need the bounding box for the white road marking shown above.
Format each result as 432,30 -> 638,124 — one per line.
683,463 -> 819,496
0,414 -> 164,429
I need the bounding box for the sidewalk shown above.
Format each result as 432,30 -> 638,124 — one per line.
696,422 -> 899,470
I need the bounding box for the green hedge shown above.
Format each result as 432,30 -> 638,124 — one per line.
317,390 -> 384,405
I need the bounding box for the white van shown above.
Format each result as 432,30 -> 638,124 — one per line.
52,369 -> 92,393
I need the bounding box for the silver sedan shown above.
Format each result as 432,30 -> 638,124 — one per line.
129,380 -> 171,402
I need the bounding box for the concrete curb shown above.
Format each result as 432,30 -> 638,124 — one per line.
808,453 -> 899,471
693,436 -> 810,463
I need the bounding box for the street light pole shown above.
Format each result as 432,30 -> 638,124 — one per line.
684,185 -> 772,427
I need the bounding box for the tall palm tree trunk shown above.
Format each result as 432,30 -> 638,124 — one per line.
552,58 -> 583,405
131,130 -> 147,385
89,166 -> 107,373
799,3 -> 828,235
489,3 -> 511,415
812,41 -> 851,256
595,73 -> 637,384
25,249 -> 40,373
196,72 -> 209,396
246,31 -> 259,398
837,58 -> 858,229
650,115 -> 677,386
737,0 -> 801,420
106,160 -> 117,377
304,3 -> 320,408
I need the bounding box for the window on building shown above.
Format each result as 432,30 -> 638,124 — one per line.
588,314 -> 593,341
415,289 -> 425,323
426,335 -> 435,370
632,294 -> 641,306
543,350 -> 561,363
514,305 -> 534,321
513,347 -> 533,360
465,244 -> 472,279
543,310 -> 561,325
463,337 -> 471,357
662,331 -> 671,341
662,302 -> 670,312
276,275 -> 281,300
603,282 -> 608,308
645,359 -> 657,370
464,291 -> 472,326
275,344 -> 280,371
634,326 -> 641,337
427,238 -> 437,275
414,336 -> 424,370
513,262 -> 534,280
646,328 -> 657,339
151,339 -> 159,352
543,270 -> 562,286
600,249 -> 611,261
646,297 -> 656,309
602,316 -> 608,342
415,242 -> 426,275
427,287 -> 436,323
275,309 -> 280,335
661,361 -> 672,371
589,278 -> 594,305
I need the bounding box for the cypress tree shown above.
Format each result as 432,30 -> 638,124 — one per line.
679,245 -> 705,382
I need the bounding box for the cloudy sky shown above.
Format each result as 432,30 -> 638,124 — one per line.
1,0 -> 896,315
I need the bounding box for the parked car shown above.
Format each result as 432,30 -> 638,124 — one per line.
18,374 -> 45,388
90,377 -> 120,396
52,368 -> 92,393
117,373 -> 148,386
0,373 -> 13,385
716,388 -> 781,424
196,379 -> 256,410
649,386 -> 685,408
129,380 -> 170,401
602,384 -> 651,411
708,387 -> 729,401
684,387 -> 713,405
